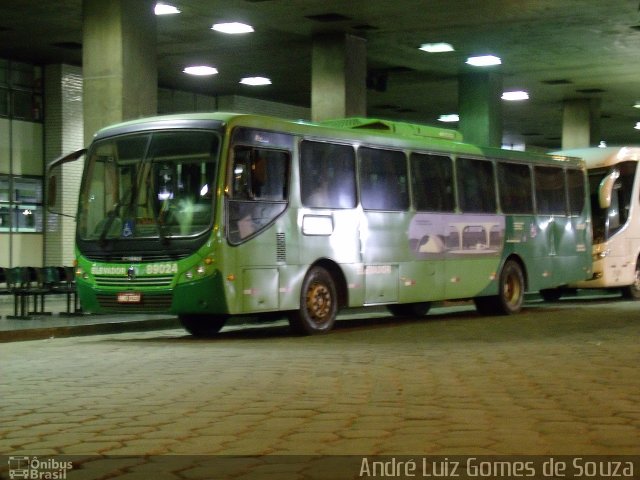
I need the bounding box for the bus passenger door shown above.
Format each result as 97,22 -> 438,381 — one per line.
361,211 -> 404,304
225,131 -> 294,314
358,148 -> 410,305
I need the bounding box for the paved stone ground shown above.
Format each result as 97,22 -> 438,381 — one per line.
1,297 -> 639,478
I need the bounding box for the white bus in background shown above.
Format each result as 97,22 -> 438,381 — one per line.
555,146 -> 640,299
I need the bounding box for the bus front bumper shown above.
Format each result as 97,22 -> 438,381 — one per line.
77,274 -> 229,315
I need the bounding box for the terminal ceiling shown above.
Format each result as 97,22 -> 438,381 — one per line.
1,0 -> 639,149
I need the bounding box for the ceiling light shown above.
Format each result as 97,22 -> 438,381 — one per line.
240,76 -> 272,86
502,91 -> 529,101
419,42 -> 454,53
154,3 -> 181,15
466,55 -> 502,67
438,114 -> 459,123
212,22 -> 254,34
183,66 -> 218,76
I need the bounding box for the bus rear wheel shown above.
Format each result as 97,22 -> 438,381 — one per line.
179,314 -> 227,337
289,266 -> 338,335
474,259 -> 525,315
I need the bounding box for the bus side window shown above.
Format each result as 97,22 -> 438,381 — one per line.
534,166 -> 566,215
566,168 -> 586,216
300,141 -> 356,209
410,153 -> 455,212
359,147 -> 409,211
497,162 -> 533,214
457,157 -> 496,213
232,146 -> 288,201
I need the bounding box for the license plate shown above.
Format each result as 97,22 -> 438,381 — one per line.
117,292 -> 142,303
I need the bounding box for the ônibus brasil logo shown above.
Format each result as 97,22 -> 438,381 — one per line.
8,456 -> 73,479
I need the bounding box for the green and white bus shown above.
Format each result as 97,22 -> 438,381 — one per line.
48,113 -> 593,335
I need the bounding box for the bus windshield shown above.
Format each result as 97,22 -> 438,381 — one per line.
589,161 -> 637,244
78,130 -> 219,242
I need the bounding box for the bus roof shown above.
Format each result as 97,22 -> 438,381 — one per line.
319,117 -> 463,142
552,146 -> 640,169
92,111 -> 578,166
93,112 -> 463,142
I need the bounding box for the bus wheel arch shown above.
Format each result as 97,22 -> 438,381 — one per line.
288,260 -> 346,335
474,255 -> 527,315
312,259 -> 349,309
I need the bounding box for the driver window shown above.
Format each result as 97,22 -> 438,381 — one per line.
232,146 -> 288,201
228,145 -> 290,244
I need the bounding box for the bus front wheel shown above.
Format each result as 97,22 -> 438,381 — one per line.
474,259 -> 525,315
289,266 -> 338,335
622,258 -> 640,299
179,314 -> 227,337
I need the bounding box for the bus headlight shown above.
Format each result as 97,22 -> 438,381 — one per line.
75,266 -> 88,280
593,249 -> 610,261
184,264 -> 208,281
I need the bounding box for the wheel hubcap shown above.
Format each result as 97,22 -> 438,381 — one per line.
306,282 -> 332,323
504,272 -> 521,306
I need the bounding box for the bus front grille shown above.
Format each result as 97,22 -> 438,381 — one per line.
96,294 -> 173,312
94,275 -> 174,288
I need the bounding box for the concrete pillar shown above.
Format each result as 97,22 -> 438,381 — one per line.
458,71 -> 503,147
82,0 -> 157,144
311,33 -> 366,122
44,65 -> 84,266
562,98 -> 601,149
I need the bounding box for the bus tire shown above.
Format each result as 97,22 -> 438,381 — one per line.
179,314 -> 227,337
387,302 -> 431,317
474,259 -> 525,315
289,266 -> 338,335
622,258 -> 640,299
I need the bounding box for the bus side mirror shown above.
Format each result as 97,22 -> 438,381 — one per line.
598,169 -> 619,209
45,148 -> 87,217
